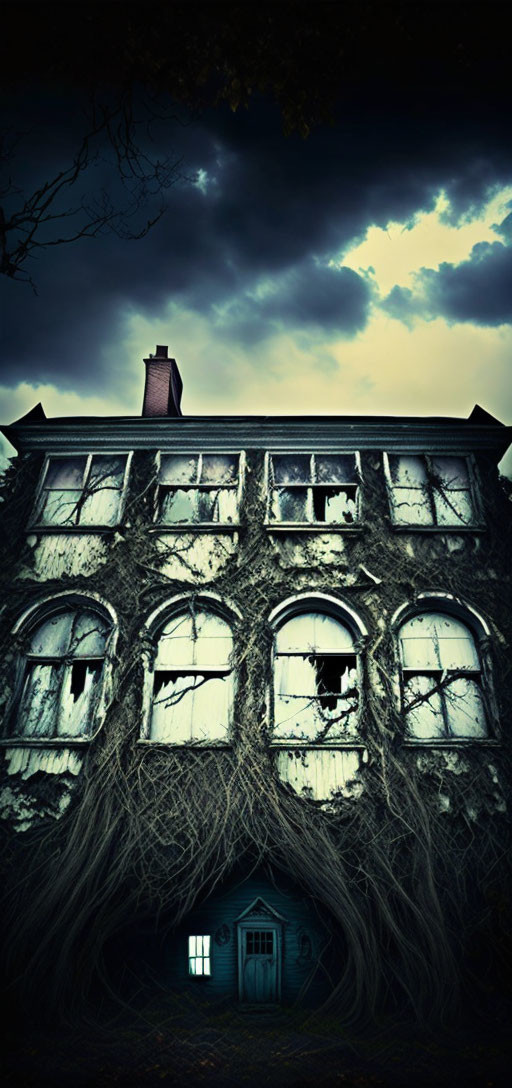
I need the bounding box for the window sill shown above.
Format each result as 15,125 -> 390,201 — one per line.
390,524 -> 486,534
271,742 -> 367,750
27,525 -> 122,534
136,740 -> 232,748
264,523 -> 362,534
402,738 -> 499,747
0,737 -> 91,747
150,524 -> 240,533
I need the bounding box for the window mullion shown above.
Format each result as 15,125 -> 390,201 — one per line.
55,662 -> 72,737
306,487 -> 314,522
424,454 -> 438,525
83,454 -> 93,490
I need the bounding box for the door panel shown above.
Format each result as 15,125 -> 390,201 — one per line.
240,927 -> 279,1003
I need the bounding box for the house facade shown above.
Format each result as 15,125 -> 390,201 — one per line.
1,347 -> 511,1015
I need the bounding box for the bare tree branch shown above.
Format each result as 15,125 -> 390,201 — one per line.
0,95 -> 182,291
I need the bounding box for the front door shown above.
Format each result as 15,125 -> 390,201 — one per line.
238,924 -> 280,1004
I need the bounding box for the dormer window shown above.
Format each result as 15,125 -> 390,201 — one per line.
384,454 -> 479,529
156,453 -> 242,525
32,454 -> 130,528
268,453 -> 360,527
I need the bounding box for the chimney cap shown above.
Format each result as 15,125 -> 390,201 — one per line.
155,345 -> 168,358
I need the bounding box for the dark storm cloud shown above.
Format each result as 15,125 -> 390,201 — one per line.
494,207 -> 512,243
382,242 -> 512,327
216,261 -> 373,343
2,90 -> 512,396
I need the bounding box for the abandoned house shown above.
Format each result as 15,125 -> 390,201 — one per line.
0,345 -> 511,1020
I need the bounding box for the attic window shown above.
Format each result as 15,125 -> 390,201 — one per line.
32,454 -> 129,528
12,608 -> 109,739
384,454 -> 478,528
272,611 -> 360,743
156,453 -> 241,525
268,453 -> 360,526
399,612 -> 487,740
149,609 -> 234,744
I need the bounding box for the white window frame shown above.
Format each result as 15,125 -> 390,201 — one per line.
265,451 -> 362,531
138,592 -> 242,746
383,452 -> 483,531
391,595 -> 498,746
188,935 -> 211,976
153,450 -> 245,530
29,451 -> 132,531
2,592 -> 118,747
268,594 -> 368,748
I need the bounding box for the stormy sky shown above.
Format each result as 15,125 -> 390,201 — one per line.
1,2 -> 512,469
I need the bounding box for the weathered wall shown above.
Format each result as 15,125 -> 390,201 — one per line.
0,443 -> 511,1020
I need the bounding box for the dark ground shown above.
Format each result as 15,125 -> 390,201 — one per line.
2,992 -> 511,1087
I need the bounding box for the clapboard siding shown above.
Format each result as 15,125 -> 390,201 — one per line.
164,870 -> 332,1005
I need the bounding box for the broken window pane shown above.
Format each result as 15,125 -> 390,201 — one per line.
58,662 -> 102,737
315,454 -> 356,483
14,608 -> 108,739
272,455 -> 311,484
157,453 -> 240,523
160,488 -> 197,523
151,672 -> 231,743
216,489 -> 238,522
150,610 -> 233,743
322,487 -> 358,524
270,453 -> 360,524
273,612 -> 359,742
196,488 -> 237,522
274,652 -> 359,741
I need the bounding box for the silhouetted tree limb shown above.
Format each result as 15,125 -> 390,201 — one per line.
0,96 -> 182,290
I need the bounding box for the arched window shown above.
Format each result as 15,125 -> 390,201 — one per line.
12,606 -> 110,739
149,608 -> 234,744
398,611 -> 487,739
272,610 -> 360,743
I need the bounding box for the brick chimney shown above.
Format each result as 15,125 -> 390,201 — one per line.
142,346 -> 183,417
